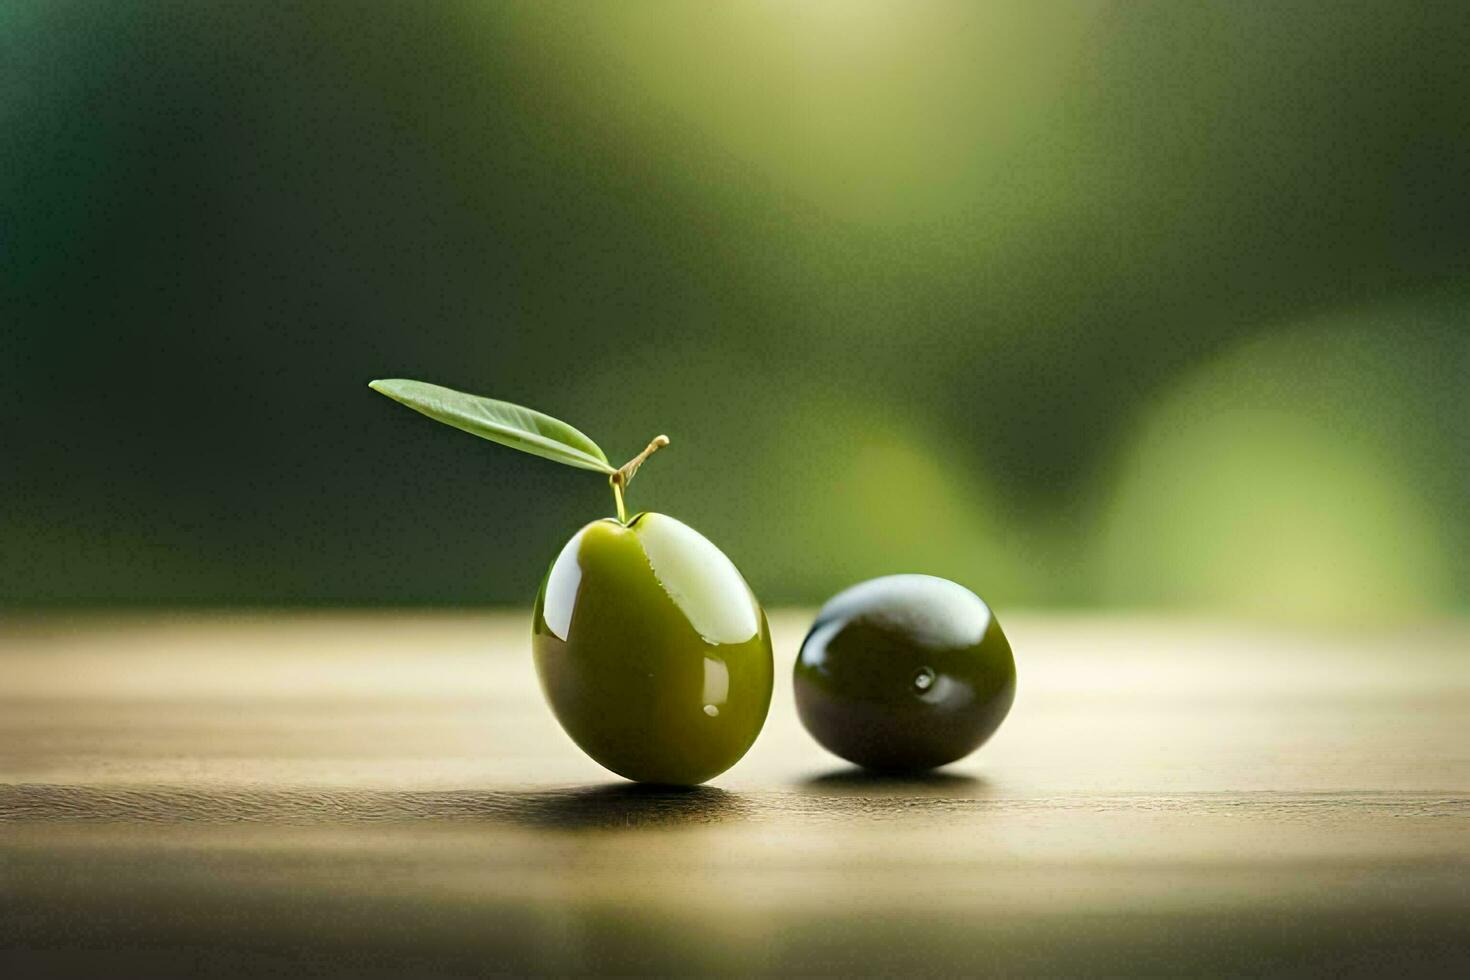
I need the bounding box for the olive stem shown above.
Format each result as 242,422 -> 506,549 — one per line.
608,434 -> 669,524
611,478 -> 627,524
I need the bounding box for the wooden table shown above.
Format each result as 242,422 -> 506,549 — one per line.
3,612 -> 1467,976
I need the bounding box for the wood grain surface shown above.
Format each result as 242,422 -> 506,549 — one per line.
2,612 -> 1467,976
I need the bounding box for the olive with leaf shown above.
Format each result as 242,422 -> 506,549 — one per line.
369,379 -> 773,785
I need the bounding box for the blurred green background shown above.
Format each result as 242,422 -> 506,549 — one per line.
4,1 -> 1468,620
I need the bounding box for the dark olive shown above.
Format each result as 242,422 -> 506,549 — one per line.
533,513 -> 773,785
793,574 -> 1015,771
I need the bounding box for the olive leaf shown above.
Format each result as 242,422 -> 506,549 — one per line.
368,379 -> 615,474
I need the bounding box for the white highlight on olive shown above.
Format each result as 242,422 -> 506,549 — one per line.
638,513 -> 759,645
702,656 -> 730,711
541,524 -> 588,641
818,574 -> 991,649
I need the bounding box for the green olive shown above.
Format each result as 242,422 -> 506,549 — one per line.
532,513 -> 774,785
793,574 -> 1015,772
